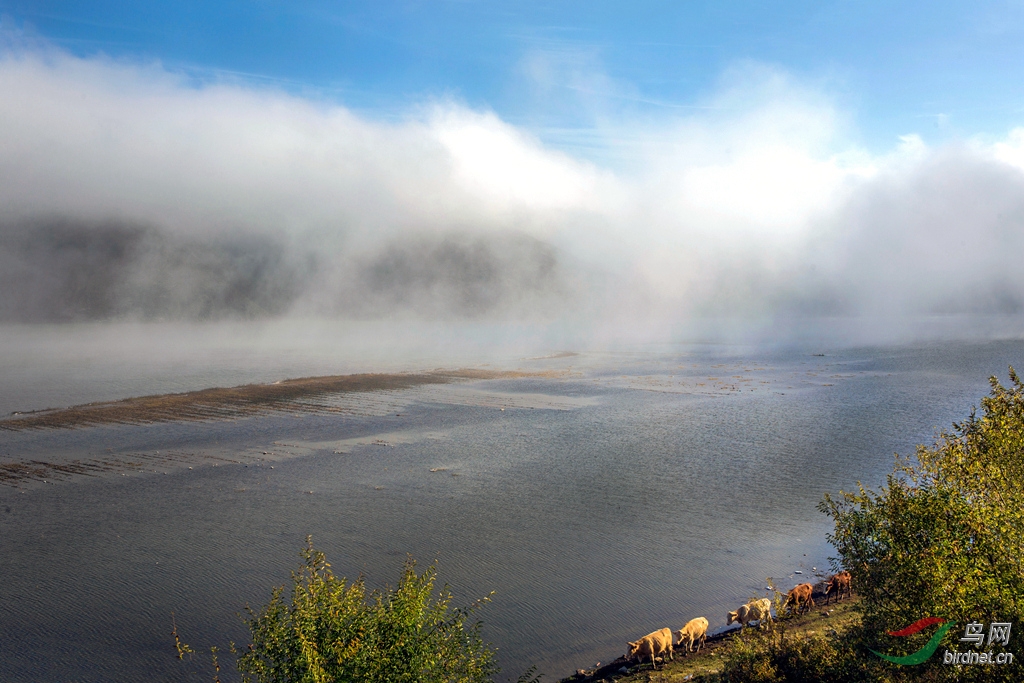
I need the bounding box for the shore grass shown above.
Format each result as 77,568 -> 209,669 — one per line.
561,595 -> 861,683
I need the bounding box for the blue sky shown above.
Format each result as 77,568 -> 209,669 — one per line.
4,1 -> 1024,151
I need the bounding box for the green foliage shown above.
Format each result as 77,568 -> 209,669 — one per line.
236,537 -> 500,683
722,368 -> 1024,682
817,368 -> 1024,682
720,625 -> 877,683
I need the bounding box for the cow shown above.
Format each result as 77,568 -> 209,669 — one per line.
824,571 -> 851,605
784,583 -> 815,615
727,598 -> 773,630
626,627 -> 673,670
675,616 -> 709,654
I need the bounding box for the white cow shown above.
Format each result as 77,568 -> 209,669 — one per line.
727,598 -> 773,629
675,616 -> 709,653
626,627 -> 674,670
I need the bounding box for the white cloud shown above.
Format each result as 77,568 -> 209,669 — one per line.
2,42 -> 1024,342
428,107 -> 614,215
991,127 -> 1024,170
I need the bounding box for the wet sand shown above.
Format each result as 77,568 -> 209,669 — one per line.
0,368 -> 531,431
0,368 -> 583,488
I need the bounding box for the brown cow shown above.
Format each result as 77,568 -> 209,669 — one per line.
675,617 -> 709,654
784,583 -> 815,615
626,627 -> 674,670
824,572 -> 852,605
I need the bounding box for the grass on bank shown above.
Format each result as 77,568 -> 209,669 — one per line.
572,595 -> 861,683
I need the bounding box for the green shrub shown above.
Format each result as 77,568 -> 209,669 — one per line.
820,368 -> 1024,682
723,369 -> 1024,682
236,538 -> 500,683
720,628 -> 782,683
720,625 -> 878,683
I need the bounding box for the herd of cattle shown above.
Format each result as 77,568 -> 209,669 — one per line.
624,571 -> 852,670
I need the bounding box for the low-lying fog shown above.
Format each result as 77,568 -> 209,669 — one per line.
2,36 -> 1024,364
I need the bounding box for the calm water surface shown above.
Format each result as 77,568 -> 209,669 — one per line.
1,332 -> 1022,681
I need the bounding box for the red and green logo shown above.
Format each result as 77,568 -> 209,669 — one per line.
870,617 -> 956,665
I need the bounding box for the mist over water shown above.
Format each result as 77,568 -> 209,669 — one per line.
0,320 -> 574,416
1,41 -> 1024,344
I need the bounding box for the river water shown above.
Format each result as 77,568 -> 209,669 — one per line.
1,324 -> 1021,681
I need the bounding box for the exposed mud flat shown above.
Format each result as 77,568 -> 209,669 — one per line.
0,369 -> 588,488
0,368 -> 536,432
0,449 -> 244,488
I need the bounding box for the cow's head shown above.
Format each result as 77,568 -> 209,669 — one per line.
726,610 -> 739,625
625,640 -> 641,660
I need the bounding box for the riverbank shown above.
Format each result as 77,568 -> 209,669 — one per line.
560,590 -> 861,683
0,368 -> 539,431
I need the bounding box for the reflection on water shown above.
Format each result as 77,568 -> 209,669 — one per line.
0,338 -> 1021,681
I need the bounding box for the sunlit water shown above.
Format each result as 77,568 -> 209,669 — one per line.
1,326 -> 1021,681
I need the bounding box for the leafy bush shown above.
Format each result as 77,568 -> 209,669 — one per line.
820,368 -> 1024,682
723,369 -> 1024,682
236,538 -> 500,683
720,626 -> 873,683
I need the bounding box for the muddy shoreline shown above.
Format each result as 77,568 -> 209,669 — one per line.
0,368 -> 532,431
559,582 -> 849,682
